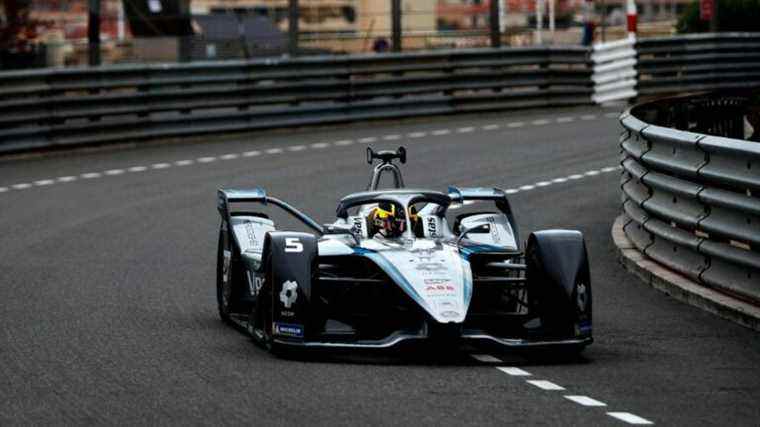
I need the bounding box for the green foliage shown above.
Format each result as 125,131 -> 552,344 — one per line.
677,0 -> 760,33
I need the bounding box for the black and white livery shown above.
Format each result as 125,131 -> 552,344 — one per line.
216,147 -> 592,354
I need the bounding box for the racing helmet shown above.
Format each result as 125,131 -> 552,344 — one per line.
371,202 -> 406,238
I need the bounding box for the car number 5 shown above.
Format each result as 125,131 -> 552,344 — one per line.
285,237 -> 303,253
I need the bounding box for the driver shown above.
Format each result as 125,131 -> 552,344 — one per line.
368,202 -> 407,238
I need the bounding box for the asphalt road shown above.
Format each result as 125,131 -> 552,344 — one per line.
1,107 -> 759,426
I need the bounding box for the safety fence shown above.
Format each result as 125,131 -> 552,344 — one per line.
591,34 -> 637,104
619,91 -> 760,305
0,46 -> 591,154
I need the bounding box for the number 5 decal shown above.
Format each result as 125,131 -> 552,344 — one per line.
285,237 -> 303,253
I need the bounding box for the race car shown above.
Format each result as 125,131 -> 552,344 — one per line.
216,147 -> 592,355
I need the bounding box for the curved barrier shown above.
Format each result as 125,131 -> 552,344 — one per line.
619,91 -> 760,305
0,47 -> 591,154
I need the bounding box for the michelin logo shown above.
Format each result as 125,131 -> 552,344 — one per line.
280,280 -> 298,308
274,322 -> 304,338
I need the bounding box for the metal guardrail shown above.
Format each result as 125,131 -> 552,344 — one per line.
591,34 -> 637,104
619,91 -> 760,305
637,32 -> 760,96
0,47 -> 592,154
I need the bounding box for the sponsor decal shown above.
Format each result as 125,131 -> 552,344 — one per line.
274,322 -> 304,338
576,283 -> 588,312
284,237 -> 303,253
244,222 -> 257,249
424,278 -> 450,285
279,280 -> 298,308
416,263 -> 447,272
426,217 -> 438,237
247,272 -> 264,296
351,217 -> 364,235
440,310 -> 460,318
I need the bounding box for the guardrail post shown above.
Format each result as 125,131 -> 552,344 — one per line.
490,0 -> 501,48
392,0 -> 402,52
288,0 -> 299,56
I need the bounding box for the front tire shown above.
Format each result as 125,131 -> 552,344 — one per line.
216,223 -> 234,324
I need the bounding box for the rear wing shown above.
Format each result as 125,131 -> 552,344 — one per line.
217,187 -> 324,234
447,186 -> 520,246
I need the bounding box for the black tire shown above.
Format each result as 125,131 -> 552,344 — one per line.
216,223 -> 235,324
250,254 -> 294,358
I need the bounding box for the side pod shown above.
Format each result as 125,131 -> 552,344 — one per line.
526,230 -> 592,338
263,232 -> 318,341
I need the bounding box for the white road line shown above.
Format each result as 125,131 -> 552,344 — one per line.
11,183 -> 31,189
601,166 -> 621,173
497,367 -> 532,377
81,172 -> 102,178
568,174 -> 584,180
564,395 -> 607,407
532,119 -> 551,126
175,159 -> 194,166
0,187 -> 7,192
457,126 -> 475,133
432,129 -> 451,136
357,137 -> 377,143
581,114 -> 597,120
519,185 -> 535,191
482,124 -> 501,130
526,380 -> 565,391
383,134 -> 402,141
334,140 -> 354,146
607,412 -> 654,425
605,112 -> 621,118
535,181 -> 552,187
151,162 -> 172,168
287,145 -> 307,152
311,142 -> 331,148
243,150 -> 261,157
505,189 -> 519,194
128,166 -> 148,172
507,122 -> 525,128
104,169 -> 124,175
265,148 -> 283,154
551,177 -> 568,183
34,179 -> 55,186
584,170 -> 600,176
471,354 -> 502,363
407,131 -> 427,138
557,117 -> 575,123
220,153 -> 240,159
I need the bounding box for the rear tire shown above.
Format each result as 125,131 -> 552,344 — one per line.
216,223 -> 234,324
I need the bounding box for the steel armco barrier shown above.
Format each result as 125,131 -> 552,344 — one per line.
592,33 -> 637,104
0,47 -> 591,154
619,91 -> 760,305
637,32 -> 760,96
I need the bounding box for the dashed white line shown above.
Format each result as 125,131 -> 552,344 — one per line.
220,153 -> 240,159
383,134 -> 402,141
265,148 -> 283,154
584,170 -> 600,176
151,162 -> 172,168
81,172 -> 102,178
505,189 -> 519,194
580,114 -> 598,120
507,122 -> 525,128
568,174 -> 584,180
532,119 -> 551,126
535,181 -> 552,187
564,395 -> 607,407
34,179 -> 55,186
175,159 -> 194,166
471,354 -> 503,363
497,367 -> 532,377
432,129 -> 451,136
552,177 -> 568,183
482,124 -> 501,130
457,126 -> 475,133
607,412 -> 654,425
104,169 -> 124,176
11,183 -> 31,189
557,117 -> 575,123
57,176 -> 77,182
287,145 -> 307,152
519,185 -> 535,191
526,380 -> 565,391
357,137 -> 377,143
311,142 -> 330,149
407,131 -> 427,138
243,150 -> 261,157
334,140 -> 354,146
0,187 -> 8,192
601,166 -> 621,173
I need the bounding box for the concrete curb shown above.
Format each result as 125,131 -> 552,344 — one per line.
612,215 -> 760,331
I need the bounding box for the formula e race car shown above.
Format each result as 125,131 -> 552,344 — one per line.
216,147 -> 592,355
